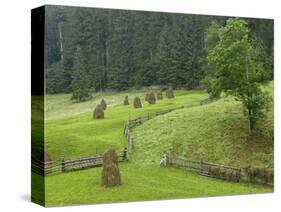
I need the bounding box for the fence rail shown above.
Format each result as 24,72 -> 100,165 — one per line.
163,153 -> 273,186
32,150 -> 127,176
33,99 -> 211,176
123,105 -> 187,155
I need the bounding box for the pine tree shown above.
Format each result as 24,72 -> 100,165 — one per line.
155,16 -> 175,86
71,48 -> 92,102
171,19 -> 193,87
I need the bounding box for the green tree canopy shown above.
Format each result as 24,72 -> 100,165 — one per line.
206,18 -> 271,132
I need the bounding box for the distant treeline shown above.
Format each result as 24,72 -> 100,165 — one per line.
45,6 -> 273,93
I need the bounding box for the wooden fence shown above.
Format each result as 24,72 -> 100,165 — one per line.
32,150 -> 127,176
123,106 -> 186,153
164,153 -> 273,186
33,99 -> 211,176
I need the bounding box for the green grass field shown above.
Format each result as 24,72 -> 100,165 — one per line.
34,85 -> 273,206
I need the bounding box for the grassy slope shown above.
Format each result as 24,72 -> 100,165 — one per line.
133,82 -> 273,168
45,90 -> 206,160
42,87 -> 273,206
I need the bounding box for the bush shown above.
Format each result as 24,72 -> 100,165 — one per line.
166,88 -> 174,99
245,167 -> 274,185
124,96 -> 129,105
133,97 -> 142,108
207,165 -> 240,182
147,92 -> 156,104
157,92 -> 163,100
101,149 -> 121,187
93,104 -> 104,119
265,169 -> 274,184
100,99 -> 107,110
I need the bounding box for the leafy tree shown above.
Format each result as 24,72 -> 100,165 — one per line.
71,48 -> 92,102
206,18 -> 271,132
202,21 -> 222,99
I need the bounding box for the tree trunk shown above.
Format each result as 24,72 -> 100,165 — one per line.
58,22 -> 64,61
248,108 -> 254,132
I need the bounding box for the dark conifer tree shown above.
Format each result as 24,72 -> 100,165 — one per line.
71,48 -> 92,102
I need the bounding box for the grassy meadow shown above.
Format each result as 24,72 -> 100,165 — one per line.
36,84 -> 273,206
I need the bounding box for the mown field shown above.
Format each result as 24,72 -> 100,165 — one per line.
45,90 -> 206,160
34,84 -> 273,206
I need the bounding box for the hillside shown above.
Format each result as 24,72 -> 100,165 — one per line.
45,90 -> 207,160
133,82 -> 273,168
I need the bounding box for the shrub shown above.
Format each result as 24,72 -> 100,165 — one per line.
124,96 -> 129,105
265,169 -> 274,184
166,88 -> 175,99
93,104 -> 104,119
101,149 -> 121,187
207,165 -> 240,182
245,167 -> 274,185
157,92 -> 163,100
133,97 -> 142,108
100,99 -> 107,110
147,92 -> 156,104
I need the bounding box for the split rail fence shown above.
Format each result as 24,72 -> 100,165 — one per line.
32,98 -> 211,176
164,153 -> 273,186
32,150 -> 127,176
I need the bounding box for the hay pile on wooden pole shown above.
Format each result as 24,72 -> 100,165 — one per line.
133,97 -> 142,108
101,149 -> 121,187
147,92 -> 156,104
166,88 -> 175,99
93,104 -> 104,119
157,92 -> 163,100
123,96 -> 129,105
100,99 -> 107,110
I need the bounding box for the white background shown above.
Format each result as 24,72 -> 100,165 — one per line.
0,0 -> 280,211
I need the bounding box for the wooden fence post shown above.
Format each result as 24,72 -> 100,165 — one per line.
61,157 -> 65,172
164,152 -> 167,166
123,147 -> 128,161
200,160 -> 203,175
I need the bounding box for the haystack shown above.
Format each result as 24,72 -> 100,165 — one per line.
124,96 -> 129,105
93,104 -> 104,119
166,88 -> 174,99
101,149 -> 121,187
133,97 -> 142,108
100,99 -> 107,110
147,92 -> 156,104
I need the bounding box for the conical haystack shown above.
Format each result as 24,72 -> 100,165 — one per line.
124,96 -> 129,105
93,104 -> 104,119
133,97 -> 142,108
101,149 -> 121,187
100,99 -> 107,110
147,92 -> 156,104
166,88 -> 175,99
